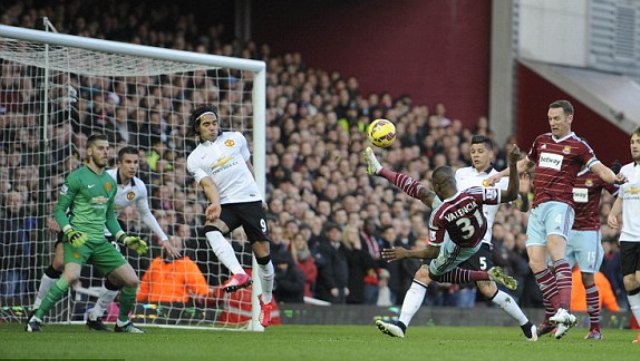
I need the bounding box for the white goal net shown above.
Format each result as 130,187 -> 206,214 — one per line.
0,23 -> 266,331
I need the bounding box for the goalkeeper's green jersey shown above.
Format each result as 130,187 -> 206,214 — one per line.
54,165 -> 122,238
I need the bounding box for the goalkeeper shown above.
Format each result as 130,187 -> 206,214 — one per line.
26,134 -> 147,333
31,146 -> 179,331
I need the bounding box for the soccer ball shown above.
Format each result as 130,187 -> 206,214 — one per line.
368,118 -> 396,148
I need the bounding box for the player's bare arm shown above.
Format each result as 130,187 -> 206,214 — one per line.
200,177 -> 222,222
381,245 -> 439,262
590,162 -> 627,184
486,154 -> 532,186
500,145 -> 521,202
418,187 -> 437,208
607,197 -> 623,230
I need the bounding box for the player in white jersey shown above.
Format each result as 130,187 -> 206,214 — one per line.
373,135 -> 536,341
31,146 -> 178,331
607,127 -> 640,343
186,104 -> 274,328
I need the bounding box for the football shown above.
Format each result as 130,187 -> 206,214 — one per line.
367,118 -> 396,148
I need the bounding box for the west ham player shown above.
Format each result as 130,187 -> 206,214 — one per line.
369,136 -> 536,340
547,168 -> 618,340
31,146 -> 179,331
608,127 -> 640,343
488,100 -> 625,339
187,104 -> 274,328
366,144 -> 522,338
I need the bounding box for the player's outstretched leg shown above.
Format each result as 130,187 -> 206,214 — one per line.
487,267 -> 518,290
375,319 -> 405,338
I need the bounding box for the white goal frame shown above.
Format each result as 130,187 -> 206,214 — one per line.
0,24 -> 267,332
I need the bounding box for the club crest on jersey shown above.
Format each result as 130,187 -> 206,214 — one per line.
562,146 -> 571,154
105,182 -> 112,192
225,139 -> 235,147
585,179 -> 593,187
72,252 -> 81,259
127,191 -> 135,201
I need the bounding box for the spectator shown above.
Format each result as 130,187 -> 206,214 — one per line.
136,237 -> 212,304
291,232 -> 318,299
272,249 -> 305,303
571,268 -> 620,313
0,190 -> 33,305
315,222 -> 349,303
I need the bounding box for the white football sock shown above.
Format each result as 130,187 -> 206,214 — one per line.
259,261 -> 274,303
205,230 -> 244,275
398,281 -> 427,327
628,290 -> 640,323
89,286 -> 119,320
33,273 -> 58,309
492,290 -> 529,325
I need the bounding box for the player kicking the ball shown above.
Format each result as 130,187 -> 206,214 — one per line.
187,104 -> 274,327
366,144 -> 530,339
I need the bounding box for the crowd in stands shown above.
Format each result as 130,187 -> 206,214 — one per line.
0,0 -> 627,317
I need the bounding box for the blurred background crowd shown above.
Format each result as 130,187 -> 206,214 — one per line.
0,0 -> 627,315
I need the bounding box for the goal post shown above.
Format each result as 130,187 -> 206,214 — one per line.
0,23 -> 267,331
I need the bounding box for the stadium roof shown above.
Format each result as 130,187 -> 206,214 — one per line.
520,58 -> 640,134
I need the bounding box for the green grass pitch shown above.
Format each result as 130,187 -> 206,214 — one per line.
1,324 -> 639,361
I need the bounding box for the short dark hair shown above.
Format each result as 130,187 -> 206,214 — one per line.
470,135 -> 494,151
117,146 -> 138,162
549,100 -> 574,115
632,126 -> 640,138
432,165 -> 455,185
87,134 -> 108,148
323,222 -> 342,234
191,104 -> 219,133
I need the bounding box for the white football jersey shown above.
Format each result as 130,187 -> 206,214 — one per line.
187,132 -> 263,204
455,166 -> 508,245
618,163 -> 640,243
104,168 -> 157,237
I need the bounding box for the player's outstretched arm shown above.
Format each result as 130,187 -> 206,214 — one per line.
486,153 -> 533,186
500,145 -> 521,203
590,162 -> 627,185
381,245 -> 439,262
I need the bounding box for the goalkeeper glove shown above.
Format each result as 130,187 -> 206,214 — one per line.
118,234 -> 148,255
64,228 -> 88,248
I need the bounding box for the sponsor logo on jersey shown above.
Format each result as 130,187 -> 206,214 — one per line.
92,196 -> 109,205
60,184 -> 69,195
585,179 -> 593,187
628,186 -> 640,195
105,182 -> 112,192
127,191 -> 135,201
563,145 -> 572,154
225,139 -> 235,147
539,152 -> 563,171
211,155 -> 233,170
572,187 -> 588,203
